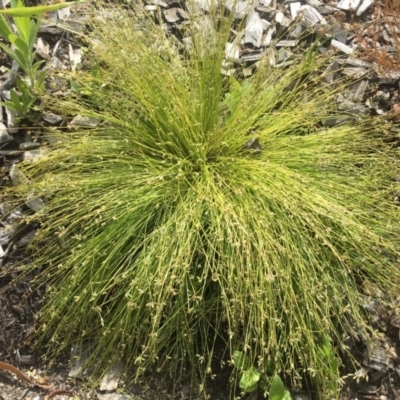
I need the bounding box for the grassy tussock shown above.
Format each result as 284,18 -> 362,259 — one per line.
7,3 -> 400,398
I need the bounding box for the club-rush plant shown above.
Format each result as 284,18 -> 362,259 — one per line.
6,1 -> 400,398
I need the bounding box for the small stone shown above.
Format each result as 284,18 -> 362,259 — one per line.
225,42 -> 240,63
289,2 -> 301,19
70,115 -> 102,128
26,194 -> 44,212
356,0 -> 374,16
225,0 -> 251,19
331,39 -> 354,54
36,37 -> 50,60
299,5 -> 326,26
23,148 -> 47,162
97,394 -> 139,400
99,361 -> 124,391
9,164 -> 28,186
275,11 -> 292,27
19,142 -> 41,150
163,8 -> 189,23
262,26 -> 276,46
244,12 -> 264,47
276,40 -> 298,47
305,0 -> 323,7
0,122 -> 12,143
42,113 -> 63,124
337,0 -> 361,10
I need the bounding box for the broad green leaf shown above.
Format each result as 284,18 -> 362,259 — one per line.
28,19 -> 40,51
0,14 -> 13,40
239,367 -> 260,391
0,41 -> 25,68
269,374 -> 292,400
2,100 -> 20,112
8,33 -> 30,58
232,351 -> 251,371
9,89 -> 22,113
13,14 -> 31,43
0,1 -> 85,17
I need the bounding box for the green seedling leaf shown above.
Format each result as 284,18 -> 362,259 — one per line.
239,367 -> 260,392
232,351 -> 252,371
7,89 -> 23,114
28,19 -> 40,51
0,1 -> 85,17
269,374 -> 292,400
8,33 -> 30,58
0,14 -> 13,40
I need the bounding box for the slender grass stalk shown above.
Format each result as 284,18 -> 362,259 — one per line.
6,2 -> 400,398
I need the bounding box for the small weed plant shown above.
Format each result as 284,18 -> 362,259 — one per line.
0,0 -> 83,118
7,2 -> 400,398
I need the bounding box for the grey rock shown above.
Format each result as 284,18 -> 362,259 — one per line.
364,341 -> 390,372
276,40 -> 298,47
26,196 -> 44,213
70,115 -> 102,128
338,100 -> 368,115
5,107 -> 18,134
42,113 -> 63,124
342,67 -> 369,79
69,344 -> 92,378
49,56 -> 64,70
9,164 -> 28,186
277,48 -> 291,63
346,80 -> 368,101
289,23 -> 306,39
241,51 -> 264,62
244,12 -> 264,47
331,39 -> 354,54
163,8 -> 189,23
2,207 -> 23,224
275,11 -> 292,27
0,122 -> 12,144
346,57 -> 373,68
375,73 -> 400,85
225,42 -> 240,63
356,0 -> 374,16
289,1 -> 301,19
99,361 -> 124,391
337,0 -> 361,10
0,226 -> 15,246
324,60 -> 340,83
97,394 -> 140,400
299,5 -> 326,26
262,26 -> 276,46
305,0 -> 323,7
196,0 -> 213,12
226,0 -> 252,19
317,5 -> 336,14
23,149 -> 47,162
19,142 -> 41,150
